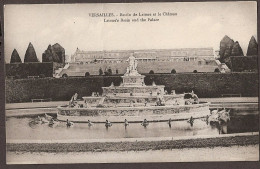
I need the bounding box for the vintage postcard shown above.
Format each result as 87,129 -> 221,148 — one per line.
4,1 -> 259,164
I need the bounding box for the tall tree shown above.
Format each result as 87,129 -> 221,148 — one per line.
42,43 -> 65,64
24,42 -> 39,62
52,43 -> 65,63
231,41 -> 244,56
10,49 -> 22,63
42,44 -> 60,62
246,36 -> 258,56
219,35 -> 234,63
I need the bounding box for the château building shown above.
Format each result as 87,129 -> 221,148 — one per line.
71,47 -> 215,64
55,47 -> 221,77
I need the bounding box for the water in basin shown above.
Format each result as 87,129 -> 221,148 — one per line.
6,115 -> 219,140
6,108 -> 258,140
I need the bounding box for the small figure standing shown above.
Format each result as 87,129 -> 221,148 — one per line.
124,119 -> 129,128
88,120 -> 93,127
105,120 -> 112,128
206,115 -> 209,125
168,118 -> 172,128
187,116 -> 194,127
66,119 -> 74,127
141,119 -> 149,128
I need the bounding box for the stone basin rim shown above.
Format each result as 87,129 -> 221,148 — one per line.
57,102 -> 210,111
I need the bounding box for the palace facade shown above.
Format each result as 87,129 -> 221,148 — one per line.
71,48 -> 215,64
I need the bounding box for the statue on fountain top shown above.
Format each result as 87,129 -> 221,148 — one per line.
124,54 -> 141,76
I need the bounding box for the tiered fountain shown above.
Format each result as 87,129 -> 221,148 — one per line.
57,54 -> 210,122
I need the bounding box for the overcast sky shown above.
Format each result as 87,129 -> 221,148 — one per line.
4,1 -> 257,62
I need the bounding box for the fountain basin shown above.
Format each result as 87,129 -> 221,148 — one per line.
57,102 -> 210,122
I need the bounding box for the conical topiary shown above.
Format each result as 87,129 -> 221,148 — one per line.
24,42 -> 39,62
10,49 -> 22,63
231,41 -> 244,56
246,36 -> 258,56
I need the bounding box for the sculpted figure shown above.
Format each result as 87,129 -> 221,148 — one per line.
133,59 -> 138,70
124,54 -> 141,76
69,93 -> 78,107
84,99 -> 88,108
191,91 -> 199,104
126,54 -> 136,71
129,55 -> 135,70
125,67 -> 130,75
73,93 -> 78,101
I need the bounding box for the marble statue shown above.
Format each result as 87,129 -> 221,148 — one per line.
125,67 -> 130,75
124,54 -> 140,76
69,93 -> 78,107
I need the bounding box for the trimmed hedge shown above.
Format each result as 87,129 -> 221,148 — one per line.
6,76 -> 121,103
230,56 -> 258,72
5,62 -> 63,78
144,72 -> 258,98
5,72 -> 258,103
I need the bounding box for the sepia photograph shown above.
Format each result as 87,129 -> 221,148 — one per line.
3,1 -> 259,164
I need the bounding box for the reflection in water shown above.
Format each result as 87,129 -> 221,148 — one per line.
228,114 -> 259,134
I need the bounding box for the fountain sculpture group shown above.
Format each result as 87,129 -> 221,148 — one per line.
57,55 -> 211,123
